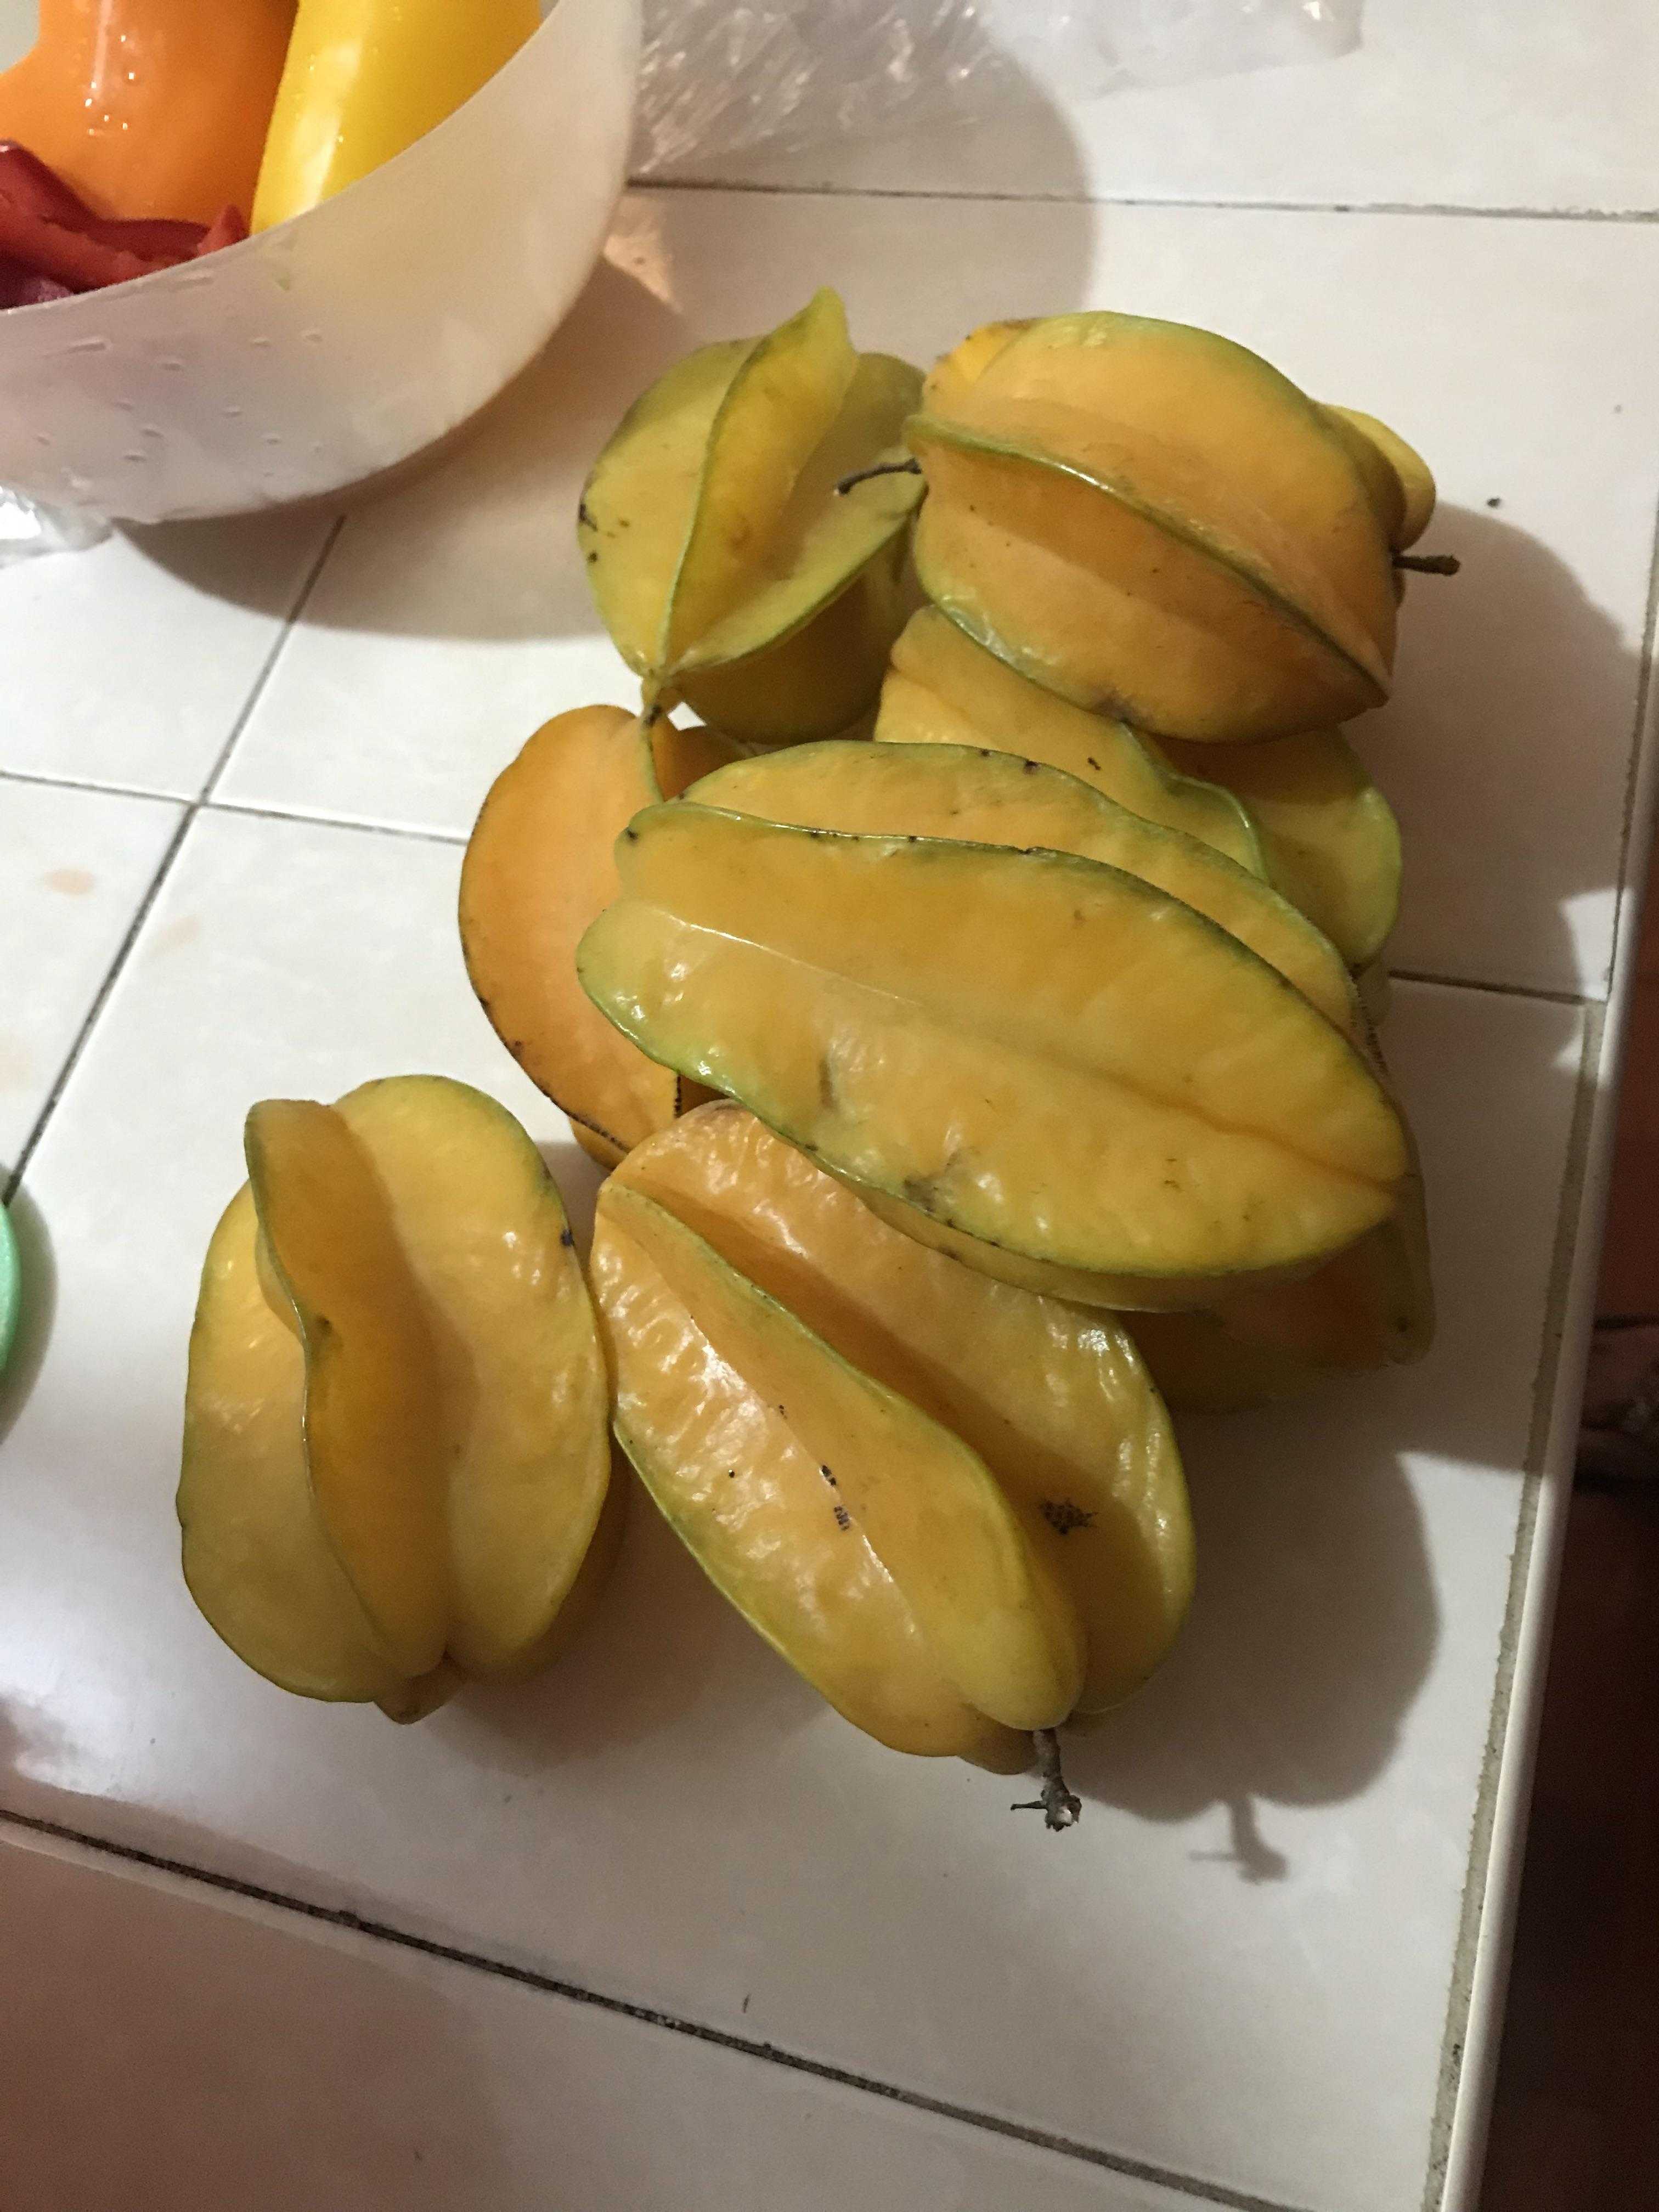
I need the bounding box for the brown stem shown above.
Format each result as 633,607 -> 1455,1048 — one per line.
1011,1728 -> 1082,1832
836,458 -> 924,496
1392,551 -> 1462,575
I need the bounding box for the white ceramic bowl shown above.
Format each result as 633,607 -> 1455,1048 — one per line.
0,0 -> 640,522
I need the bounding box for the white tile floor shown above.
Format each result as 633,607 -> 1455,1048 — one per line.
4,1825 -> 1197,2212
0,778 -> 180,1161
4,18 -> 1658,2208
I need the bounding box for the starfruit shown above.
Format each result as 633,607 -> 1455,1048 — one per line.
907,312 -> 1403,743
686,737 -> 1362,1042
460,704 -> 733,1167
592,1104 -> 1192,1778
874,607 -> 1400,970
682,736 -> 1432,1393
179,1077 -> 617,1717
578,802 -> 1410,1309
875,607 -> 1266,872
1156,724 -> 1402,972
578,289 -> 923,746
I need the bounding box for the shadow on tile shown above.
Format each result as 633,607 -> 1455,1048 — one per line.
422,1480 -> 794,1776
0,1188 -> 55,1453
1069,966 -> 1592,1876
1367,504 -> 1643,995
122,56 -> 1096,652
121,255 -> 689,647
1066,1420 -> 1437,1882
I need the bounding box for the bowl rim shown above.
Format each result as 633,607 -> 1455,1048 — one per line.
0,0 -> 616,323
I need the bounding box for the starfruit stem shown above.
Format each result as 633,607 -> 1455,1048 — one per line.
836,457 -> 924,497
1392,551 -> 1461,575
1011,1728 -> 1082,1832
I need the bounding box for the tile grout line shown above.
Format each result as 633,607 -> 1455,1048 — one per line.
1418,996 -> 1607,2212
206,794 -> 467,849
1,518 -> 346,1206
0,756 -> 1605,1004
0,764 -> 187,810
631,176 -> 1659,224
1386,969 -> 1590,1009
0,763 -> 469,853
199,517 -> 347,805
0,1805 -> 1308,2212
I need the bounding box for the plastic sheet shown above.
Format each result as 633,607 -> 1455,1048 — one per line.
636,0 -> 1362,172
0,486 -> 110,568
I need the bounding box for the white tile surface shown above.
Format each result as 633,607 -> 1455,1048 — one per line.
0,776 -> 180,1167
655,0 -> 1659,217
0,510 -> 334,797
0,800 -> 1589,2212
1,1826 -> 1201,2212
219,190 -> 1659,999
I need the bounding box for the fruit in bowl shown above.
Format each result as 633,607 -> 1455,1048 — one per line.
0,0 -> 640,520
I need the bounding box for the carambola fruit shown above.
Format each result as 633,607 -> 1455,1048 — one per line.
591,1105 -> 1192,1773
907,312 -> 1401,743
179,1077 -> 616,1716
578,802 -> 1410,1309
460,704 -> 733,1167
578,289 -> 923,746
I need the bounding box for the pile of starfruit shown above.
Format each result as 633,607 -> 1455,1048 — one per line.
183,289 -> 1448,1820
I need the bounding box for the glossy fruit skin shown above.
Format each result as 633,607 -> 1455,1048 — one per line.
1156,725 -> 1403,972
909,312 -> 1398,744
579,802 -> 1409,1307
179,1077 -> 613,1716
876,606 -> 1266,874
689,737 -> 1363,1041
613,1103 -> 1195,1711
252,0 -> 540,230
876,605 -> 1401,970
578,290 -> 924,746
676,738 -> 1430,1397
460,706 -> 731,1167
0,0 -> 295,225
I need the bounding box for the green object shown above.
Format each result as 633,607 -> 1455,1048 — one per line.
0,1202 -> 18,1375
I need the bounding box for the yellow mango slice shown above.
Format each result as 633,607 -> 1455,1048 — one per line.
595,1180 -> 1082,1745
1157,726 -> 1402,971
1323,406 -> 1436,550
578,804 -> 1409,1304
247,1098 -> 451,1679
877,606 -> 1265,874
961,315 -> 1397,668
689,738 -> 1363,1043
182,1080 -> 614,1709
180,1187 -> 411,1706
616,1104 -> 1193,1707
460,705 -> 733,1166
578,293 -> 924,744
334,1079 -> 612,1678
